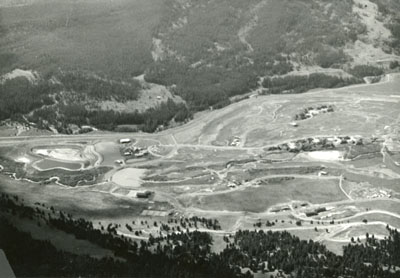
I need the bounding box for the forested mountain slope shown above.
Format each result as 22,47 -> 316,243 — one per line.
0,0 -> 399,133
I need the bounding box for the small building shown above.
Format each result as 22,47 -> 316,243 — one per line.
137,191 -> 152,198
315,207 -> 327,213
287,142 -> 298,150
227,183 -> 236,188
135,150 -> 149,158
119,138 -> 131,144
318,171 -> 328,176
69,124 -> 81,134
290,122 -> 298,127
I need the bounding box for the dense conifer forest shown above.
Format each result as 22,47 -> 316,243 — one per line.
1,192 -> 399,278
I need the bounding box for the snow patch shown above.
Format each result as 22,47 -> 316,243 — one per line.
2,69 -> 39,83
33,148 -> 85,162
16,157 -> 31,164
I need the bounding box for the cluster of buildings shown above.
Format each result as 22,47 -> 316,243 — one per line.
326,136 -> 363,146
353,187 -> 392,199
268,135 -> 364,153
294,105 -> 335,121
123,146 -> 149,158
227,180 -> 242,188
119,138 -> 149,158
302,206 -> 335,218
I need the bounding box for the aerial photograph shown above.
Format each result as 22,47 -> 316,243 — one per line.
0,0 -> 399,277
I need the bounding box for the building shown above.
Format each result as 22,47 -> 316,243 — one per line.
135,150 -> 149,158
318,171 -> 328,176
119,138 -> 131,144
306,212 -> 318,217
137,191 -> 152,198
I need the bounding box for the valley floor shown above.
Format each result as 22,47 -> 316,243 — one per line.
0,74 -> 400,258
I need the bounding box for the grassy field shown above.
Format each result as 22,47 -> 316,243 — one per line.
349,199 -> 400,214
164,74 -> 400,149
345,224 -> 390,239
181,178 -> 346,213
343,171 -> 400,192
0,176 -> 150,219
350,214 -> 400,229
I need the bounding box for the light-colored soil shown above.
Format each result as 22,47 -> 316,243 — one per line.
353,0 -> 391,43
33,159 -> 82,171
1,68 -> 38,83
345,0 -> 395,66
307,151 -> 344,161
33,148 -> 85,162
112,168 -> 147,188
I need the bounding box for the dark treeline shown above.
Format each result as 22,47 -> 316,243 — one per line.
0,73 -> 192,134
221,229 -> 400,278
29,98 -> 192,133
1,192 -> 400,277
144,55 -> 301,112
0,193 -> 247,278
0,219 -> 133,278
349,65 -> 384,78
0,66 -> 384,134
344,229 -> 400,275
262,73 -> 360,94
1,218 -> 246,278
0,77 -> 56,121
59,72 -> 142,102
388,19 -> 400,51
145,60 -> 260,111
